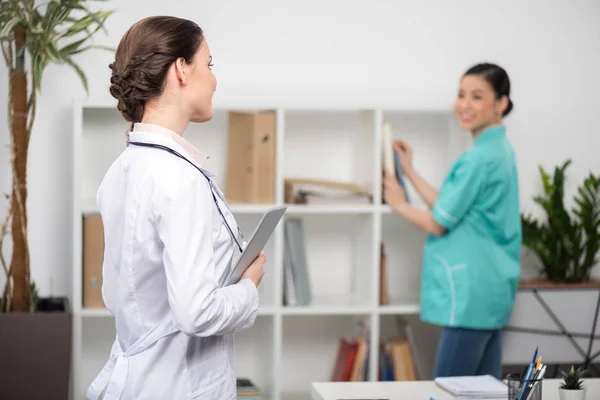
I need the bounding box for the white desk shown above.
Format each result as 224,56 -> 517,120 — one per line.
311,379 -> 600,400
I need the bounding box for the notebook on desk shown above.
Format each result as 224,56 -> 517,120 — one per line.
434,375 -> 507,399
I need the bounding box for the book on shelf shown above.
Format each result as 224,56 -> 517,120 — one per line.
331,322 -> 370,382
283,217 -> 312,306
284,178 -> 372,205
382,121 -> 410,204
379,336 -> 417,381
378,316 -> 418,381
379,242 -> 389,305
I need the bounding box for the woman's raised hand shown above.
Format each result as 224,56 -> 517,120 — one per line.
393,140 -> 413,172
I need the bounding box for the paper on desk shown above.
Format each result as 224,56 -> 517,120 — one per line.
434,375 -> 507,399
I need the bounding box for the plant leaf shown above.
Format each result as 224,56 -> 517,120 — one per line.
45,40 -> 63,63
0,16 -> 22,39
59,36 -> 89,56
91,44 -> 114,52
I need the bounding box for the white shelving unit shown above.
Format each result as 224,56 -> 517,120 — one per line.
71,96 -> 468,400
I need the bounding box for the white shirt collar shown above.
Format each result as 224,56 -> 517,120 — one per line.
131,122 -> 210,167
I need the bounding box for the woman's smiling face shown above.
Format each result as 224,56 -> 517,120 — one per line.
455,74 -> 507,134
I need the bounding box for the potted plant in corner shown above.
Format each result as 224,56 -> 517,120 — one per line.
0,1 -> 113,399
521,159 -> 600,286
559,365 -> 587,400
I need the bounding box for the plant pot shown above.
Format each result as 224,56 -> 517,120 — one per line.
559,388 -> 587,400
0,297 -> 72,400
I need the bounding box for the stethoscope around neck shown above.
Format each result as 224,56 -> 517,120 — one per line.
127,140 -> 245,253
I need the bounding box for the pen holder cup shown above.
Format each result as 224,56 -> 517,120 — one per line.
507,373 -> 542,400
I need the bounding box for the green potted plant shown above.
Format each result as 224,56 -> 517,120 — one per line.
559,365 -> 587,400
0,1 -> 113,398
521,159 -> 600,285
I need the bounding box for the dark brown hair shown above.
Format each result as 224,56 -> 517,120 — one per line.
464,63 -> 513,117
109,16 -> 204,128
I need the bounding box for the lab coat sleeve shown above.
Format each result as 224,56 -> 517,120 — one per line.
431,150 -> 486,231
154,176 -> 258,337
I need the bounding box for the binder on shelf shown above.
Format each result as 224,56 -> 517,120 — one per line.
283,217 -> 312,306
225,111 -> 276,204
82,214 -> 105,308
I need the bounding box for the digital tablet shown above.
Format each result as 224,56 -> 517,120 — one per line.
224,205 -> 287,286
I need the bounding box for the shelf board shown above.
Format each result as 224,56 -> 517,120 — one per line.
81,305 -> 277,318
228,203 -> 279,214
80,197 -> 377,216
281,295 -> 373,315
378,297 -> 421,315
81,198 -> 277,216
80,307 -> 112,318
282,390 -> 312,400
284,204 -> 374,215
379,202 -> 429,213
379,205 -> 393,213
257,305 -> 277,315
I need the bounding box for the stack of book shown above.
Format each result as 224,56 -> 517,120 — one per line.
284,178 -> 372,205
236,378 -> 262,399
434,375 -> 507,398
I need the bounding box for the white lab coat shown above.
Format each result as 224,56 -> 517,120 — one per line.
87,123 -> 258,400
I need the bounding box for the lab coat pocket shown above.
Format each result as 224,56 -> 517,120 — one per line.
187,343 -> 233,399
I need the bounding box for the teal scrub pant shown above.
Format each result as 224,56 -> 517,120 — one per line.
433,327 -> 502,379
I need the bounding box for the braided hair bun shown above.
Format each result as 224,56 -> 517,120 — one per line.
109,16 -> 204,126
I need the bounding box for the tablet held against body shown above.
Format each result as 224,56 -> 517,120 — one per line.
224,206 -> 287,287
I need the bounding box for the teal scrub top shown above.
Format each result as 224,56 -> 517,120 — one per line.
420,124 -> 522,330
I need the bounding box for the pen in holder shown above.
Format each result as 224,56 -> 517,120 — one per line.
507,373 -> 543,400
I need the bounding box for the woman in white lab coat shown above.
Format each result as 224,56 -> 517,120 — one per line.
87,16 -> 265,400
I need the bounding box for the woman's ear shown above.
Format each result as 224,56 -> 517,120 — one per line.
173,57 -> 187,85
496,95 -> 509,116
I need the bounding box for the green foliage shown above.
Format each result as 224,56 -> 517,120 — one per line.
0,0 -> 114,93
521,160 -> 600,283
560,365 -> 587,390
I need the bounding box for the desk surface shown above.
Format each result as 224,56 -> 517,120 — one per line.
311,378 -> 600,400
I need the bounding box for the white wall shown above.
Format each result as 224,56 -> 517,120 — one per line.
1,0 -> 599,302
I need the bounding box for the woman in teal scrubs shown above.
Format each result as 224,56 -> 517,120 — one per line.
383,63 -> 521,379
